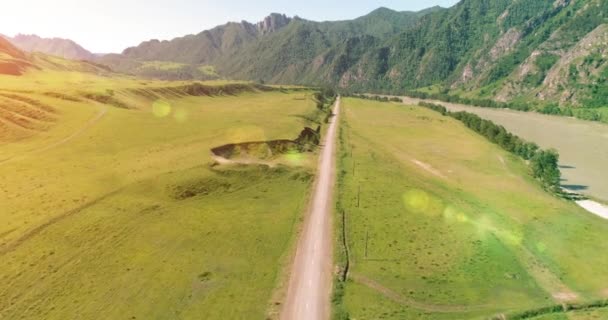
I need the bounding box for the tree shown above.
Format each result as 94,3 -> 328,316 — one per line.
531,149 -> 561,191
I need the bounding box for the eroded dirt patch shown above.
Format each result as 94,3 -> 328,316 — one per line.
552,291 -> 579,302
212,140 -> 299,160
171,177 -> 234,200
81,92 -> 132,109
411,159 -> 447,179
0,94 -> 58,142
211,127 -> 320,165
169,165 -> 312,200
43,92 -> 82,102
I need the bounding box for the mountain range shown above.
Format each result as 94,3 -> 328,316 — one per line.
3,0 -> 607,108
95,8 -> 439,80
0,36 -> 33,75
1,34 -> 95,61
0,35 -> 111,76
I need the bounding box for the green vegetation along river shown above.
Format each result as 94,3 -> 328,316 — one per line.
402,97 -> 608,203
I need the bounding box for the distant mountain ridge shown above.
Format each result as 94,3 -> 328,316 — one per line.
115,13 -> 301,66
2,34 -> 95,61
0,35 -> 114,77
0,36 -> 33,75
98,8 -> 437,80
77,1 -> 608,110
0,36 -> 27,60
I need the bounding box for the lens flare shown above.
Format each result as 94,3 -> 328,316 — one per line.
285,151 -> 304,166
456,212 -> 469,223
403,189 -> 430,213
443,205 -> 457,220
536,242 -> 547,253
173,108 -> 188,123
152,100 -> 171,118
443,203 -> 525,248
496,229 -> 523,246
475,216 -> 494,236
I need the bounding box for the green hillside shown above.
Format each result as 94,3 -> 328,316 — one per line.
335,98 -> 608,319
99,0 -> 607,112
0,48 -> 328,319
97,9 -> 434,81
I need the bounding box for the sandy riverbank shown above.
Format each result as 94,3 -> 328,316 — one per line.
576,200 -> 608,220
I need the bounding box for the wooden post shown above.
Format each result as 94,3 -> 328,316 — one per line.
364,230 -> 369,259
341,209 -> 350,281
357,185 -> 361,208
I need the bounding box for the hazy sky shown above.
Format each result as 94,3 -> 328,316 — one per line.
1,0 -> 459,53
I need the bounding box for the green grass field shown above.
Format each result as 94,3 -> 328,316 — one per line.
0,69 -> 321,319
531,307 -> 608,320
335,98 -> 608,319
433,101 -> 608,203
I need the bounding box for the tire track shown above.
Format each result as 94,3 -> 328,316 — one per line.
0,187 -> 124,256
0,103 -> 108,165
350,272 -> 491,313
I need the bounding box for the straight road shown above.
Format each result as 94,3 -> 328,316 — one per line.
280,97 -> 340,320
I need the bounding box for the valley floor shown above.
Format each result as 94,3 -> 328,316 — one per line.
0,76 -> 321,319
335,98 -> 608,320
400,96 -> 608,204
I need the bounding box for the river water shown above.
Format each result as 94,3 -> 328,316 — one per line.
402,97 -> 608,203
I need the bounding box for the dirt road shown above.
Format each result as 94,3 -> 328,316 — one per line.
280,98 -> 340,320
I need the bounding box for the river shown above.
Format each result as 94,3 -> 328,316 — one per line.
401,97 -> 608,204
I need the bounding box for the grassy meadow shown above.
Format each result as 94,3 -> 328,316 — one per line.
531,308 -> 608,320
436,102 -> 608,203
0,68 -> 320,319
335,98 -> 608,319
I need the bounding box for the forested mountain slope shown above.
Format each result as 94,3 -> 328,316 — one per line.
97,9 -> 436,80
99,0 -> 607,110
326,0 -> 607,110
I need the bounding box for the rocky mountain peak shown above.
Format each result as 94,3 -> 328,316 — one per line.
256,13 -> 292,35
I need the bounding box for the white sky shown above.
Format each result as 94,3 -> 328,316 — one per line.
0,0 -> 459,53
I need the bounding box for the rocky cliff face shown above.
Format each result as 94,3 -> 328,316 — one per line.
480,0 -> 608,107
257,13 -> 292,35
115,13 -> 293,67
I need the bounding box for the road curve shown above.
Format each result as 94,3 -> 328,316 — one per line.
280,97 -> 340,320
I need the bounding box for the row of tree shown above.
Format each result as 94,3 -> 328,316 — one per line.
409,91 -> 535,111
407,90 -> 605,123
342,93 -> 402,103
419,102 -> 562,193
314,87 -> 338,124
314,87 -> 337,110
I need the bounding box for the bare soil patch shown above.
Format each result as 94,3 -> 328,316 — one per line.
411,159 -> 447,179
